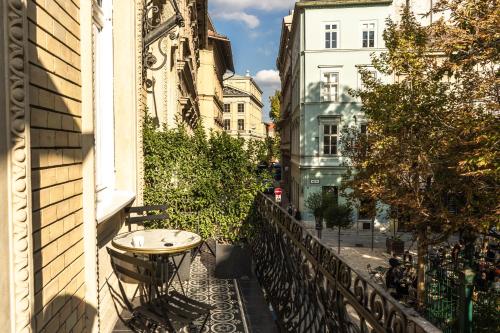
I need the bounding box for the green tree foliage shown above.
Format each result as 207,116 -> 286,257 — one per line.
143,115 -> 267,243
269,90 -> 281,124
305,191 -> 327,226
324,195 -> 353,254
268,90 -> 282,162
341,5 -> 499,305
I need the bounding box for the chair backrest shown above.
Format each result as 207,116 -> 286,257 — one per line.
107,247 -> 157,285
125,205 -> 168,231
107,247 -> 160,311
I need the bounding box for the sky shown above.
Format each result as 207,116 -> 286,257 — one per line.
208,0 -> 297,122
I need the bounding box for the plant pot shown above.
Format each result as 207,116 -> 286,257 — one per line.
215,243 -> 251,279
172,252 -> 191,282
386,238 -> 405,256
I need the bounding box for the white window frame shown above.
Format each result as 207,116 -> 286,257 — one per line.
320,120 -> 340,156
94,0 -> 115,201
361,21 -> 377,48
224,119 -> 230,131
324,22 -> 339,49
321,70 -> 340,102
224,103 -> 230,113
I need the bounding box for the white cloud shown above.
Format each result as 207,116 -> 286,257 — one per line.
210,0 -> 296,12
213,11 -> 260,29
210,0 -> 296,29
254,69 -> 281,90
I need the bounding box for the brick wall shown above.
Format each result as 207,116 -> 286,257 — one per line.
28,0 -> 87,332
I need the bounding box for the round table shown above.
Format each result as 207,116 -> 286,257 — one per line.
112,229 -> 202,254
112,229 -> 202,296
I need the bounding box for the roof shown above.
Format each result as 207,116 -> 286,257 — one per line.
225,75 -> 264,94
208,30 -> 235,73
223,85 -> 250,97
223,85 -> 264,108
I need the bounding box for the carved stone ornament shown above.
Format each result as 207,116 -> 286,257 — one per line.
4,0 -> 33,332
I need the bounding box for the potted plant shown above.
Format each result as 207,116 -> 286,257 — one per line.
209,134 -> 267,279
214,214 -> 253,279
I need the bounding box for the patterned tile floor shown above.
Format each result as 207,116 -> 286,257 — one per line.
112,250 -> 260,333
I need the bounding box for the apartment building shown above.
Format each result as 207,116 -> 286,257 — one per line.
277,0 -> 437,223
198,17 -> 234,133
223,73 -> 266,141
144,0 -> 205,130
0,0 -> 193,332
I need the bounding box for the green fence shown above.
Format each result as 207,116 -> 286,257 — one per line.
425,252 -> 499,332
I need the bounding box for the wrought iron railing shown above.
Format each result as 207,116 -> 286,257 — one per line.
251,193 -> 440,333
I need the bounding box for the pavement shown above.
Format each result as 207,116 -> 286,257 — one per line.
303,226 -> 418,274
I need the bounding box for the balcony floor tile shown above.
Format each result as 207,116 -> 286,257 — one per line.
112,249 -> 277,333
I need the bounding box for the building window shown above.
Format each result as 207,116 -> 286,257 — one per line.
325,23 -> 338,49
94,0 -> 115,197
224,119 -> 230,130
321,72 -> 339,102
362,22 -> 375,48
238,103 -> 245,113
238,119 -> 245,131
322,124 -> 338,155
224,103 -> 230,113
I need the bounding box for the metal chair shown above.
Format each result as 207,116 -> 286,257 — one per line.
107,247 -> 213,332
125,205 -> 169,231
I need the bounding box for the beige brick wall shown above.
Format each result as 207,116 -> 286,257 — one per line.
28,0 -> 87,332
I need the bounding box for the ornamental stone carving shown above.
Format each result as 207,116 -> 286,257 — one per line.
4,0 -> 33,332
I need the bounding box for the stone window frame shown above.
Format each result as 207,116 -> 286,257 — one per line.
224,119 -> 231,130
238,119 -> 245,131
224,103 -> 230,113
237,103 -> 245,113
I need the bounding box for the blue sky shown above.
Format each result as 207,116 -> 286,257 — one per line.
208,0 -> 297,121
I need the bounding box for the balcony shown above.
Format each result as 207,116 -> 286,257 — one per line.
111,194 -> 438,333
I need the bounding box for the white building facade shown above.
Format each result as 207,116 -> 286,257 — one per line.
278,0 -> 437,223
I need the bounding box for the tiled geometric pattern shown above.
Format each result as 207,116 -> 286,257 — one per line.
113,251 -> 248,333
178,252 -> 247,333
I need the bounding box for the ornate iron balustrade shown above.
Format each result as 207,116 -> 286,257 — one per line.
251,193 -> 440,333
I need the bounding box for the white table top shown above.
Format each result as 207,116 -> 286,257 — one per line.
112,229 -> 202,254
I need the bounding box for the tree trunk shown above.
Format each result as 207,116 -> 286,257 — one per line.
416,230 -> 427,310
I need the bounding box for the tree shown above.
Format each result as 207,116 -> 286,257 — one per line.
324,197 -> 353,254
305,191 -> 327,236
341,5 -> 499,307
268,90 -> 282,162
269,90 -> 281,124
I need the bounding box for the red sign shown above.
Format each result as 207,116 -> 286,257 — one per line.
274,188 -> 282,195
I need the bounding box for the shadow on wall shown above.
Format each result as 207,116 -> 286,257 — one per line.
292,81 -> 360,220
33,295 -> 97,332
23,1 -> 95,332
